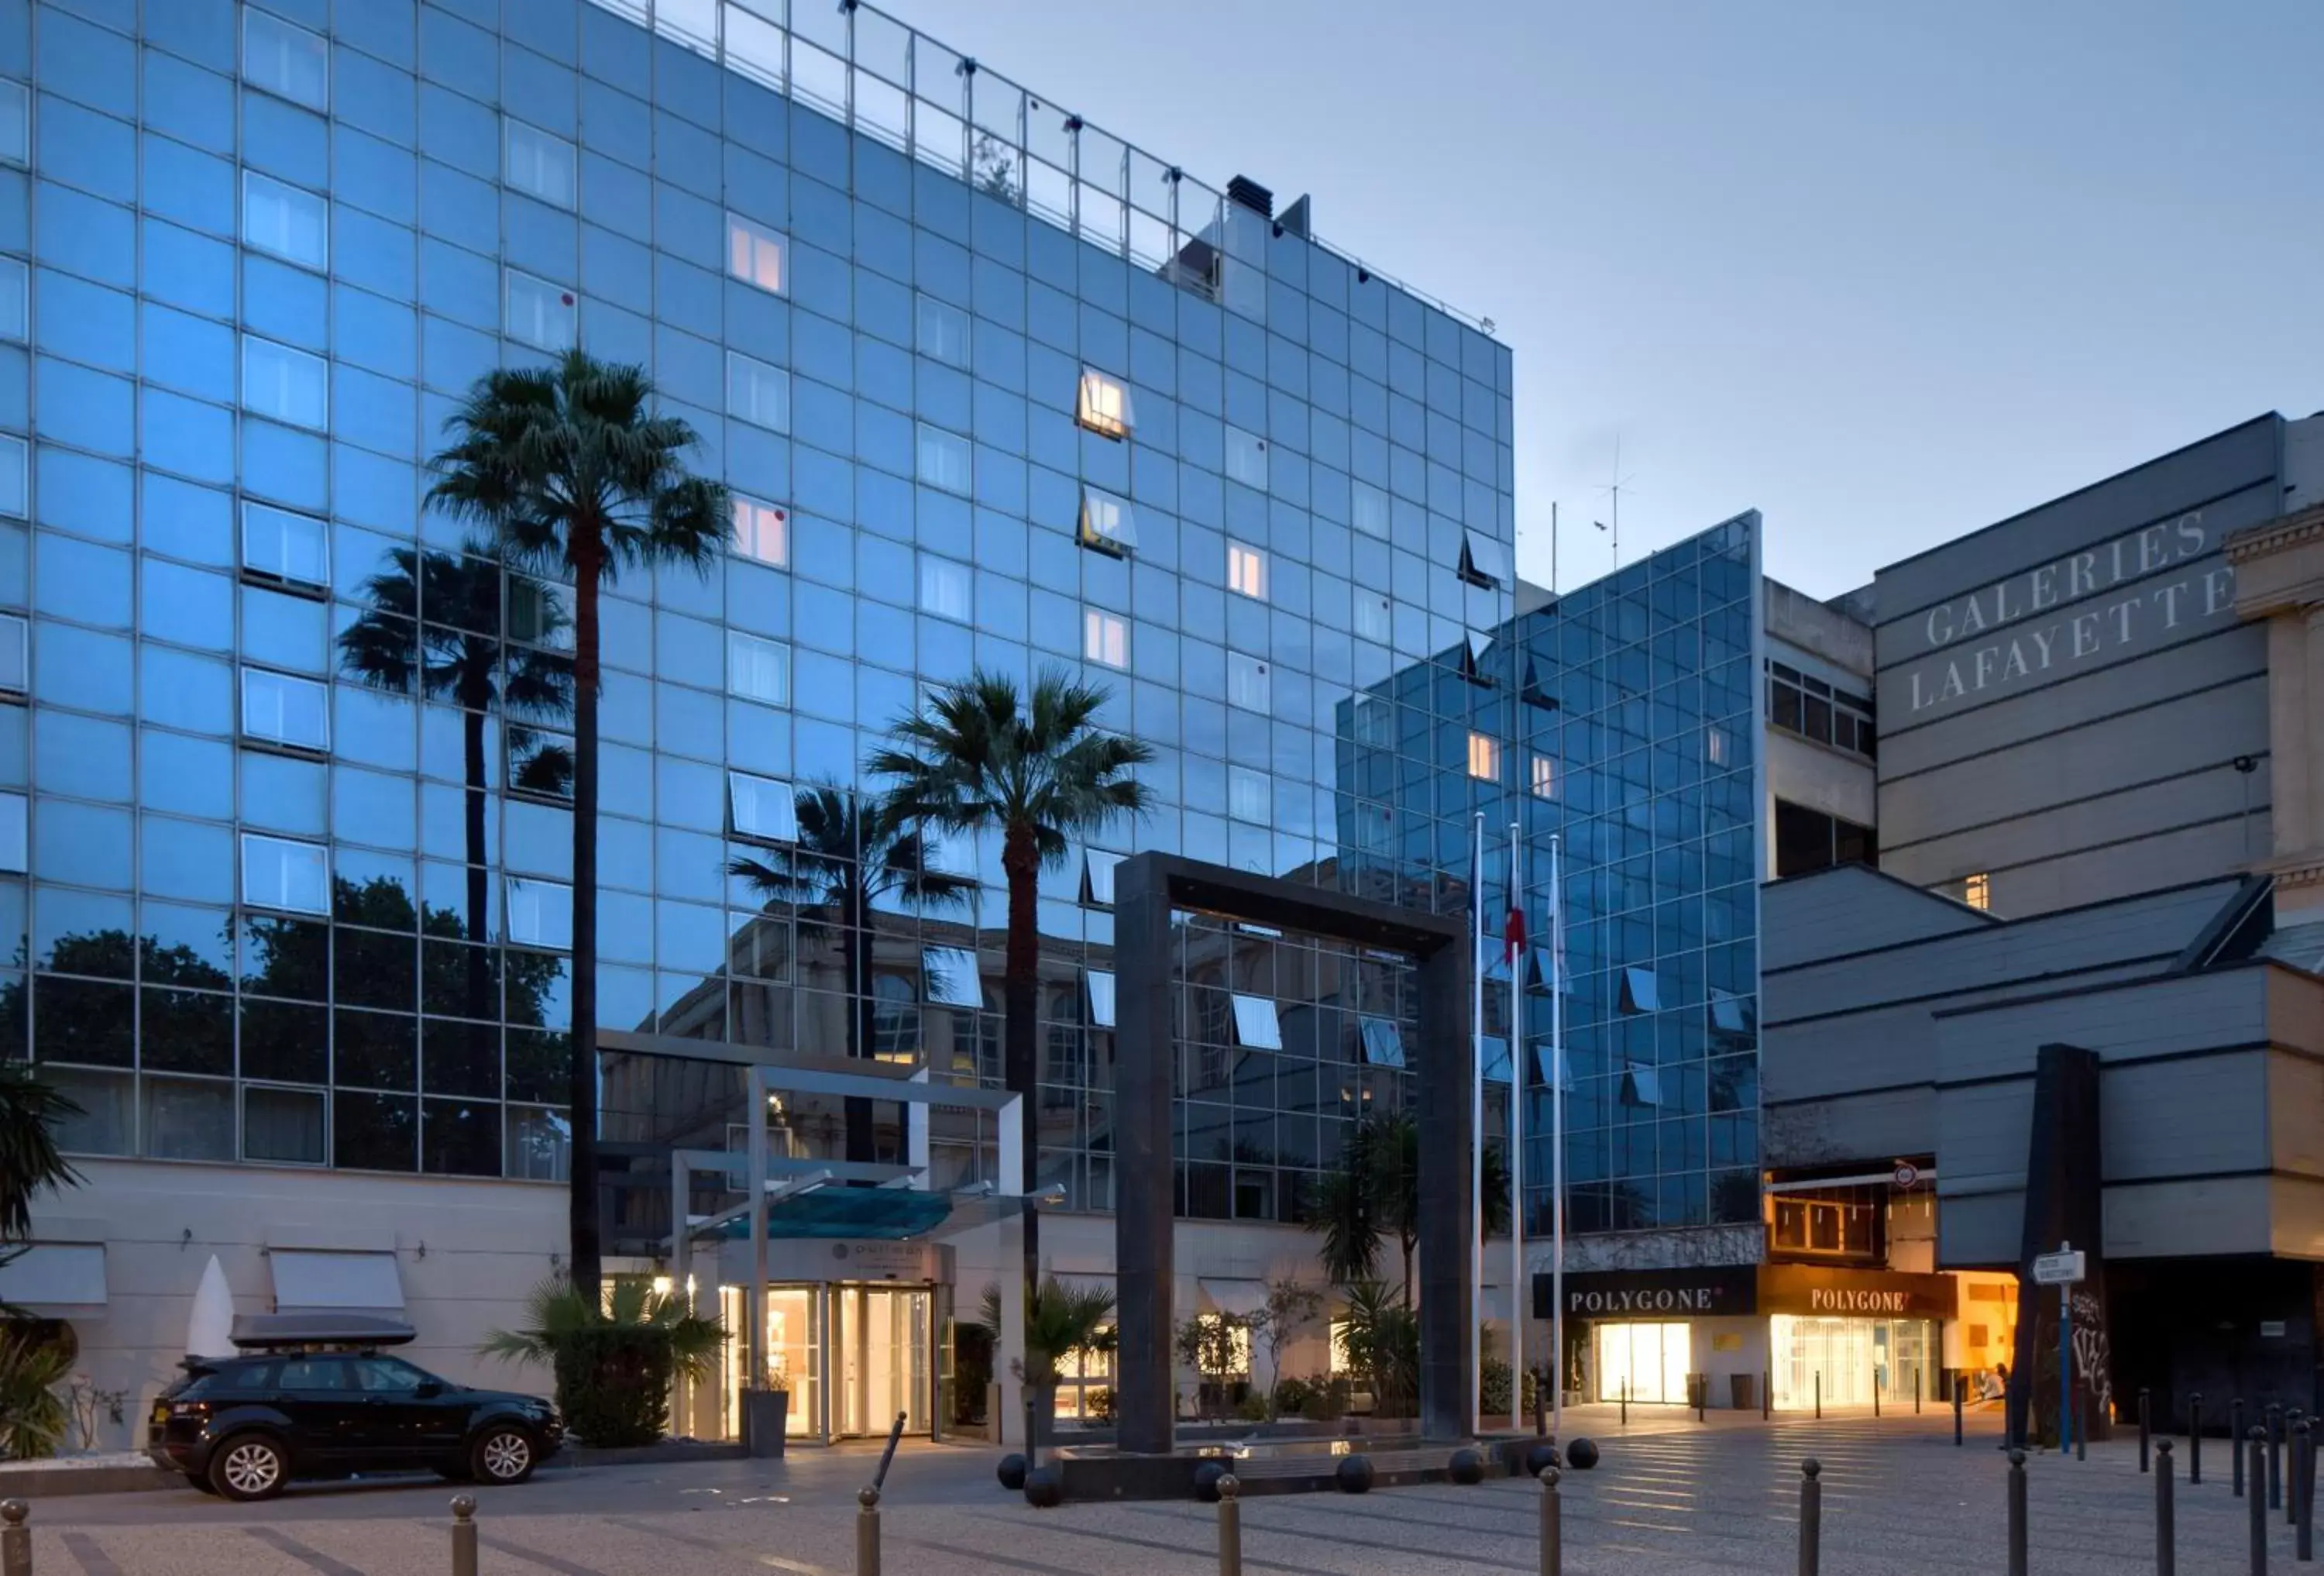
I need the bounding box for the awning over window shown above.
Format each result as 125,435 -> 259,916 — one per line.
270,1249 -> 405,1312
713,1190 -> 954,1240
1198,1279 -> 1267,1319
0,1244 -> 106,1309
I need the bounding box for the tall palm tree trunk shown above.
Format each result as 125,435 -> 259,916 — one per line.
1001,825 -> 1042,1390
568,535 -> 604,1302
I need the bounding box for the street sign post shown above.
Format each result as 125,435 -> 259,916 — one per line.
2032,1243 -> 2086,1454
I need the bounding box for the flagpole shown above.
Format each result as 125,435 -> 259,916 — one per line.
1549,832 -> 1566,1441
1508,817 -> 1524,1433
1471,810 -> 1486,1440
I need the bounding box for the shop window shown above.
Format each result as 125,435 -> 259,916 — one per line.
726,213 -> 786,294
1076,367 -> 1132,439
731,496 -> 789,569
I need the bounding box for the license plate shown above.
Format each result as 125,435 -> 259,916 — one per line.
151,1402 -> 168,1425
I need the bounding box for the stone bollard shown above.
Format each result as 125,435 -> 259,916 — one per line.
2252,1430 -> 2271,1576
1538,1464 -> 1562,1576
2299,1423 -> 2315,1564
2008,1448 -> 2029,1576
1217,1473 -> 1243,1576
858,1485 -> 882,1576
2295,1415 -> 2310,1530
2274,1407 -> 2287,1512
1,1500 -> 27,1576
449,1495 -> 478,1576
2142,1388 -> 2152,1473
2195,1395 -> 2205,1486
2239,1402 -> 2249,1498
1797,1459 -> 1821,1576
1815,1371 -> 1823,1422
1955,1374 -> 1966,1448
2156,1439 -> 2175,1576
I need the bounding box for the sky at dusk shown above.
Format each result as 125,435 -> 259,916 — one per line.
895,0 -> 2324,599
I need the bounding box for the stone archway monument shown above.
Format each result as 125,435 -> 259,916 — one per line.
1112,852 -> 1475,1454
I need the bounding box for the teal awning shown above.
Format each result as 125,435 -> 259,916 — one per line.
717,1190 -> 954,1240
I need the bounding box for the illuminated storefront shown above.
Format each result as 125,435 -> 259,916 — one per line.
705,1240 -> 944,1444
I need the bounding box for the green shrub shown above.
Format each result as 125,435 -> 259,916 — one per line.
1273,1375 -> 1313,1417
482,1276 -> 723,1450
1234,1392 -> 1270,1423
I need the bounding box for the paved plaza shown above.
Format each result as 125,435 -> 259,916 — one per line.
9,1409 -> 2309,1574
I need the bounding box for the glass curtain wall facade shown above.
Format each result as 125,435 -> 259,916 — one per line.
1,0 -> 1521,1231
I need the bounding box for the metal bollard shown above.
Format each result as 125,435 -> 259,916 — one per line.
2142,1388 -> 2152,1473
2275,1407 -> 2288,1512
1,1500 -> 28,1576
1763,1369 -> 1770,1422
1697,1373 -> 1707,1425
2157,1439 -> 2175,1576
2008,1448 -> 2029,1576
2077,1388 -> 2087,1462
1955,1374 -> 1966,1447
1621,1378 -> 1629,1428
2296,1415 -> 2310,1530
1539,1464 -> 1562,1576
1816,1370 -> 1823,1421
858,1485 -> 882,1576
2195,1395 -> 2205,1486
2254,1430 -> 2271,1576
1218,1473 -> 1243,1576
1874,1372 -> 1882,1420
1797,1458 -> 1821,1576
449,1495 -> 479,1576
2299,1423 -> 2314,1562
2240,1401 -> 2250,1498
1916,1366 -> 1923,1416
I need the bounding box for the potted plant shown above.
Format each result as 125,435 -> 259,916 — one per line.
1016,1278 -> 1116,1458
745,1358 -> 791,1458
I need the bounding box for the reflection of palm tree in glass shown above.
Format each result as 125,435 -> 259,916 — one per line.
726,786 -> 972,1165
336,545 -> 576,1034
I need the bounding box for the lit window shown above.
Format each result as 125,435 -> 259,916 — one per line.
1084,608 -> 1129,669
917,294 -> 970,367
1077,367 -> 1133,439
1529,754 -> 1556,800
1085,969 -> 1117,1028
726,352 -> 790,432
1352,480 -> 1389,539
916,425 -> 971,494
506,876 -> 572,949
0,790 -> 21,873
1079,486 -> 1137,555
241,668 -> 329,752
244,8 -> 328,110
242,172 -> 327,271
0,614 -> 23,693
504,121 -> 576,209
242,834 -> 329,916
505,269 -> 577,352
1467,732 -> 1500,781
919,555 -> 971,622
731,496 -> 789,569
0,435 -> 24,518
924,947 -> 982,1010
1226,425 -> 1269,490
243,336 -> 328,429
0,81 -> 23,167
1460,528 -> 1513,589
1358,1017 -> 1405,1068
1228,766 -> 1270,826
727,631 -> 789,705
1964,873 -> 1992,912
1227,541 -> 1266,600
728,771 -> 799,843
1081,848 -> 1122,906
1354,592 -> 1391,643
726,212 -> 786,294
1227,652 -> 1270,714
1229,993 -> 1282,1049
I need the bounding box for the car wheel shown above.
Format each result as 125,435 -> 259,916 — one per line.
185,1473 -> 221,1496
208,1434 -> 289,1502
471,1424 -> 537,1486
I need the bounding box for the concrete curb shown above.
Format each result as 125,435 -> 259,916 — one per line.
0,1463 -> 181,1499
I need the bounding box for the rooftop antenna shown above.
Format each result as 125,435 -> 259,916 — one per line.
1593,435 -> 1637,573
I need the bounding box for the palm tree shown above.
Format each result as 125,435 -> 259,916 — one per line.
429,351 -> 730,1302
727,784 -> 974,1165
975,1277 -> 1115,1454
1308,1109 -> 1510,1302
0,1064 -> 78,1243
480,1275 -> 724,1448
866,669 -> 1151,1318
337,545 -> 575,1034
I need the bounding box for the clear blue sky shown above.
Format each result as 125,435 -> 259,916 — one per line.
898,0 -> 2324,598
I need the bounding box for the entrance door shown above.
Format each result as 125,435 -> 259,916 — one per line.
1592,1323 -> 1690,1402
837,1285 -> 931,1437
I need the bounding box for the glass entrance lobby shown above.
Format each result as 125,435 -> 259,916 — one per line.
717,1282 -> 937,1443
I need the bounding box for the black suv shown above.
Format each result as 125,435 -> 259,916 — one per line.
148,1322 -> 561,1502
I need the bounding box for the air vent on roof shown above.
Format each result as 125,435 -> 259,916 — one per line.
1226,176 -> 1274,218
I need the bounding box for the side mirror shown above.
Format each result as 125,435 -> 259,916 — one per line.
414,1381 -> 444,1399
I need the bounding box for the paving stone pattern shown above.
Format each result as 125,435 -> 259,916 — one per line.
14,1414 -> 2312,1574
